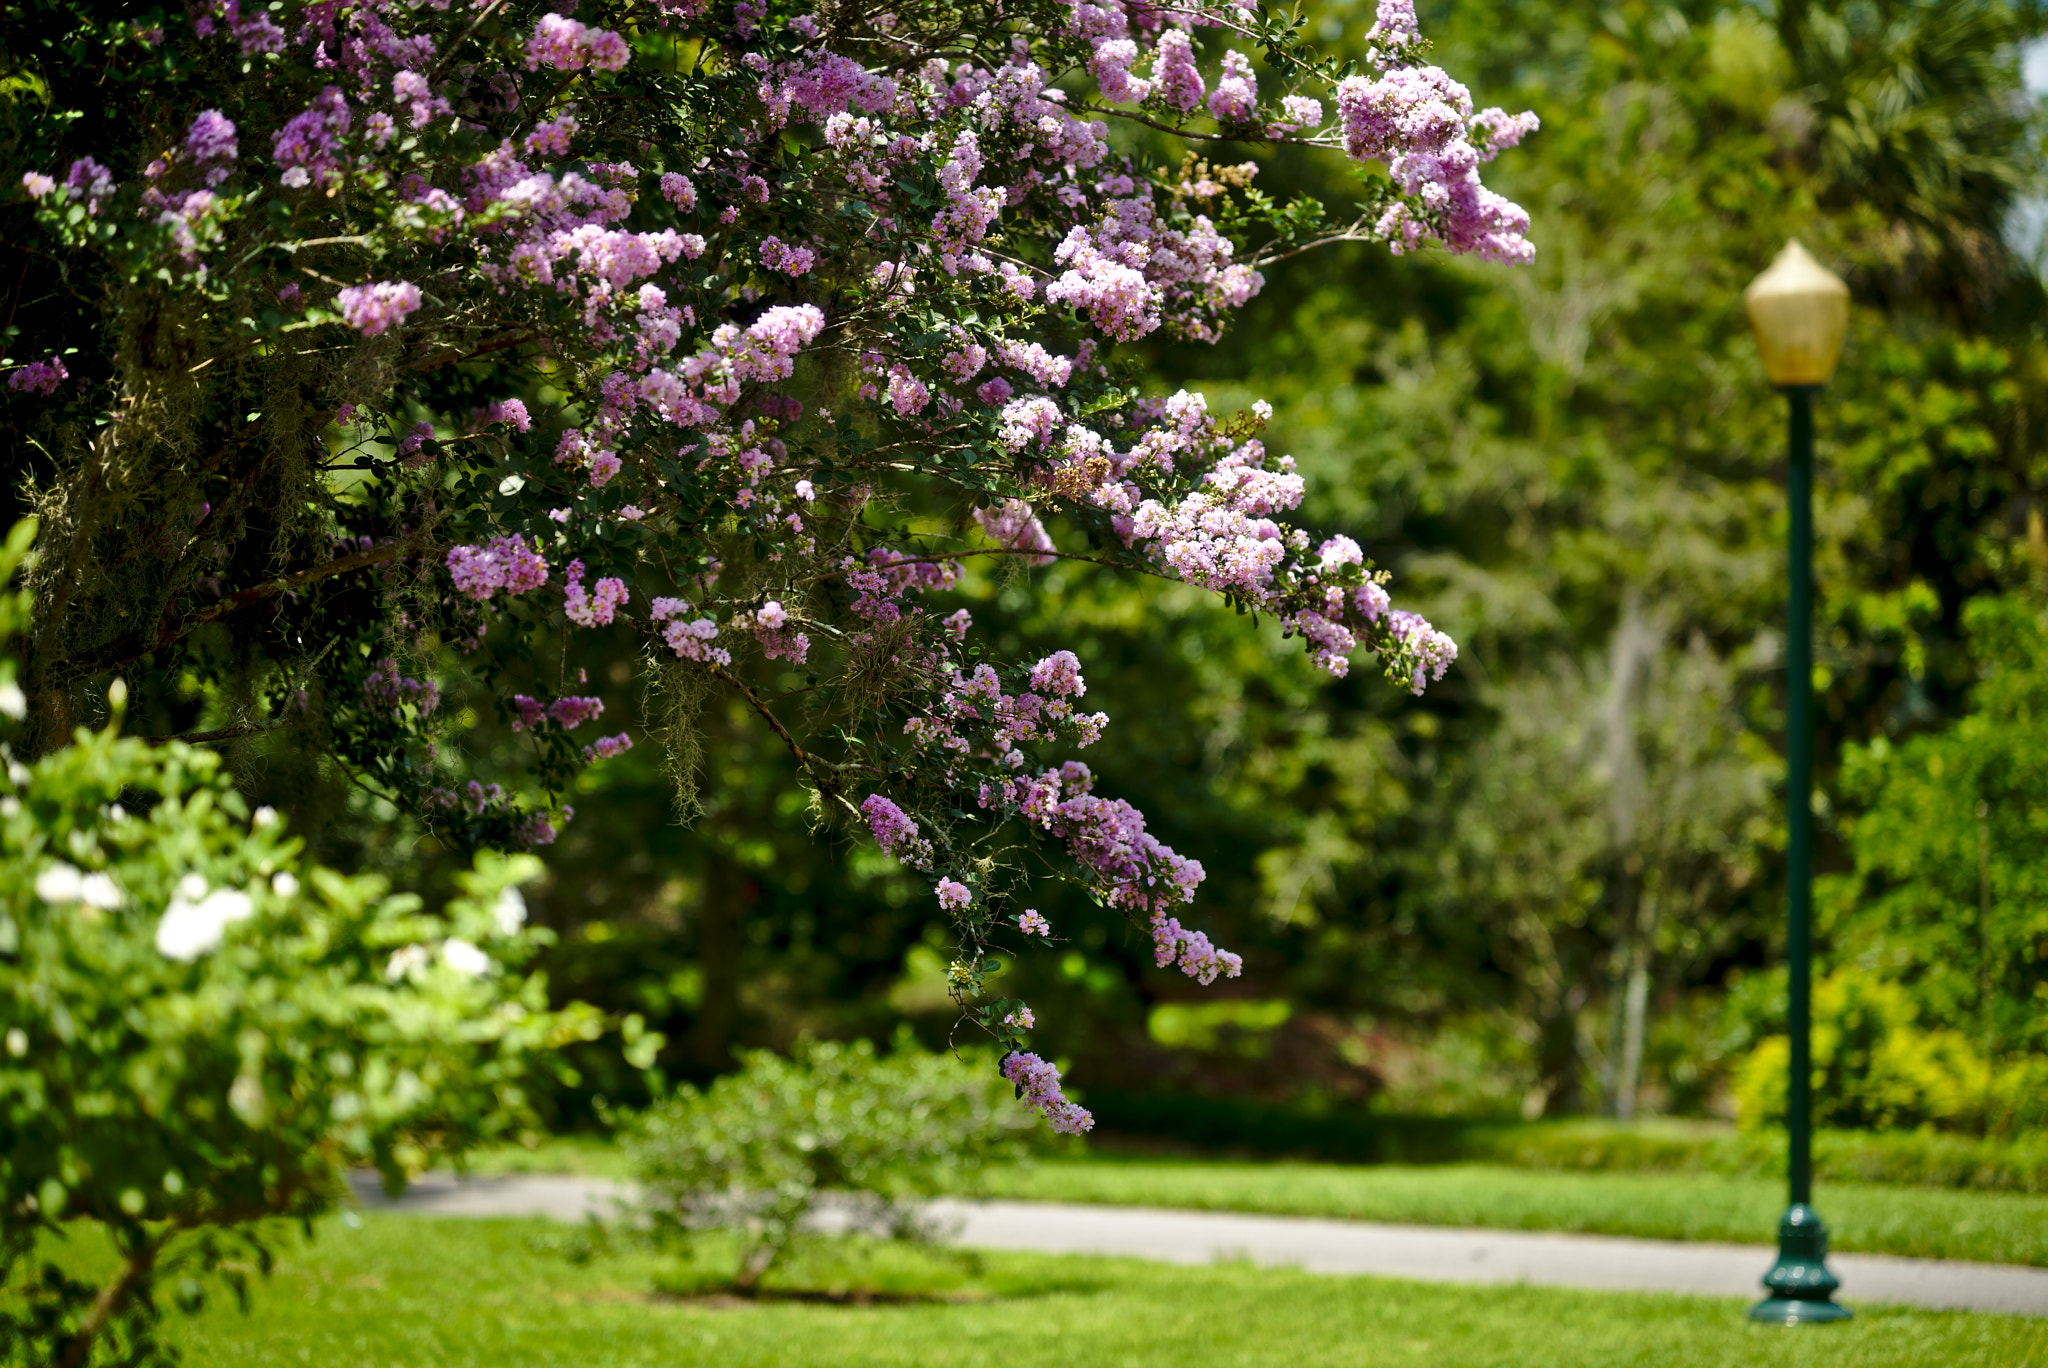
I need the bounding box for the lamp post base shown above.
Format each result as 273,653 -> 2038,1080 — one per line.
1748,1203 -> 1852,1324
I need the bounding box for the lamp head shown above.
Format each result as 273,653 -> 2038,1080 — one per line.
1744,240 -> 1849,387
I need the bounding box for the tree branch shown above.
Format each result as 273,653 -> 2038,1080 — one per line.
58,1240 -> 159,1368
709,662 -> 815,770
51,537 -> 428,688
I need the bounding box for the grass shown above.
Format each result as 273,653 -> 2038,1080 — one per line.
136,1215 -> 2046,1367
465,1136 -> 2048,1267
976,1153 -> 2048,1267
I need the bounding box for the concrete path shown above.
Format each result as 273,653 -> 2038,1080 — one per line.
346,1172 -> 2048,1316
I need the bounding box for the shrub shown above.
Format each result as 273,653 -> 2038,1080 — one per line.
0,521 -> 645,1367
1732,968 -> 2002,1132
625,1033 -> 1036,1291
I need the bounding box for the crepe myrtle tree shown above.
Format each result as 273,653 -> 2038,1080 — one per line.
4,0 -> 1534,1129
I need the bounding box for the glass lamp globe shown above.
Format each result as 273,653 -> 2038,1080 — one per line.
1744,241 -> 1850,387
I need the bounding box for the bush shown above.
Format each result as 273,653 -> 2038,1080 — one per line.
1731,968 -> 2006,1133
1077,1089 -> 2048,1193
625,1032 -> 1036,1291
0,521 -> 645,1366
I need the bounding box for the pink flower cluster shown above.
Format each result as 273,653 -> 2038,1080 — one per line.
1388,609 -> 1460,694
336,280 -> 422,336
273,86 -> 351,189
363,658 -> 440,715
650,597 -> 730,666
1018,909 -> 1050,936
1150,911 -> 1243,985
843,548 -> 961,623
936,877 -> 972,911
183,111 -> 239,178
1002,1052 -> 1093,1134
1334,2 -> 1539,264
743,600 -> 810,663
447,536 -> 549,600
525,13 -> 631,72
973,500 -> 1056,567
7,358 -> 68,395
563,559 -> 629,627
861,793 -> 934,868
759,236 -> 816,275
583,732 -> 633,762
549,695 -> 604,728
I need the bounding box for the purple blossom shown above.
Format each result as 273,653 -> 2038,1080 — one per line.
975,499 -> 1056,566
183,110 -> 238,168
1028,650 -> 1086,698
562,559 -> 629,626
1206,50 -> 1257,124
525,14 -> 632,73
363,659 -> 440,715
583,731 -> 633,762
861,793 -> 934,867
759,235 -> 816,275
1018,908 -> 1050,936
1150,31 -> 1205,114
660,172 -> 697,211
1002,1052 -> 1094,1134
548,695 -> 604,728
1091,38 -> 1151,105
336,280 -> 422,337
650,598 -> 731,665
936,877 -> 972,911
1150,910 -> 1243,984
509,695 -> 547,731
272,86 -> 351,189
8,358 -> 69,395
447,536 -> 549,600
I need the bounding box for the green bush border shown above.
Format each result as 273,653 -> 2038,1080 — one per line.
1083,1091 -> 2048,1193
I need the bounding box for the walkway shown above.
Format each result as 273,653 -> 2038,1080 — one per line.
347,1172 -> 2048,1316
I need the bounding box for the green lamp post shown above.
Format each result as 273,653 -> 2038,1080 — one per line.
1743,240 -> 1853,1326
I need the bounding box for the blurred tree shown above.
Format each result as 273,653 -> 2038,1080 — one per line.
1075,0 -> 2048,1114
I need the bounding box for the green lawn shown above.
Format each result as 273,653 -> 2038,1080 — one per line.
149,1215 -> 2044,1367
467,1138 -> 2048,1267
978,1155 -> 2048,1267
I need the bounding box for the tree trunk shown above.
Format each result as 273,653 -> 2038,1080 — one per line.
1531,984 -> 1590,1117
685,849 -> 744,1074
1616,891 -> 1661,1120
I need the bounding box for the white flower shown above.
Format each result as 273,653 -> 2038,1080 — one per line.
441,937 -> 491,977
270,870 -> 299,898
77,872 -> 122,910
155,886 -> 254,961
385,944 -> 431,981
0,682 -> 25,720
35,863 -> 84,904
253,806 -> 278,827
34,862 -> 116,908
176,873 -> 209,901
492,886 -> 527,937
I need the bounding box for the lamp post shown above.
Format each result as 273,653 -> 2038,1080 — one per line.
1743,240 -> 1852,1326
